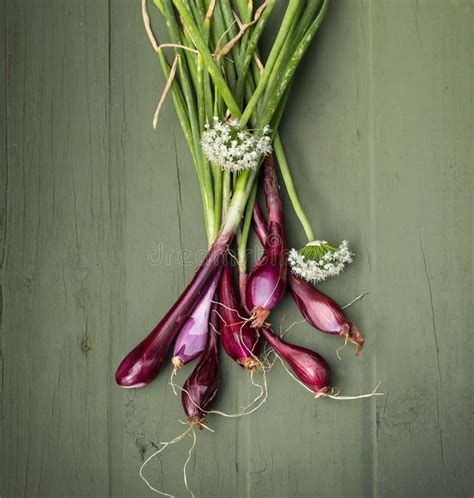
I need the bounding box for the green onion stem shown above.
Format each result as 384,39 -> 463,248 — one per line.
213,0 -> 238,92
240,0 -> 303,128
156,49 -> 214,239
274,135 -> 315,242
153,0 -> 330,247
257,0 -> 330,128
222,169 -> 232,218
172,0 -> 242,118
235,0 -> 277,105
213,168 -> 223,237
237,179 -> 258,274
159,0 -> 216,242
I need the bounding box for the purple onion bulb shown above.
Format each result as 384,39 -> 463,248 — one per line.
219,263 -> 261,371
253,204 -> 364,354
115,230 -> 232,388
182,306 -> 220,426
172,270 -> 221,368
246,156 -> 287,327
262,328 -> 330,396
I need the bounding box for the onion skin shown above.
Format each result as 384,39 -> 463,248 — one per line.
253,204 -> 364,354
246,156 -> 287,327
262,328 -> 330,396
219,263 -> 261,371
172,271 -> 221,368
115,230 -> 233,388
182,306 -> 220,426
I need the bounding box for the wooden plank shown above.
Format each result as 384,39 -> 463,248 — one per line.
108,2 -> 246,497
0,0 -> 6,268
2,0 -> 473,497
246,2 -> 377,498
1,1 -> 114,497
370,1 -> 473,496
0,0 -> 7,486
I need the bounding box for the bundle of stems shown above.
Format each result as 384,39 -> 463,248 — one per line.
118,3 -> 381,494
145,0 -> 328,252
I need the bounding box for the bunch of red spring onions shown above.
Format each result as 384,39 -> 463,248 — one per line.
116,1 -> 377,495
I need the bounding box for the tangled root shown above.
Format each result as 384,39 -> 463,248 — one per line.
339,322 -> 365,355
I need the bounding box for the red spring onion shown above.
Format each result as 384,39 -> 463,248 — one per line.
115,231 -> 232,388
172,271 -> 221,368
246,156 -> 287,327
181,305 -> 221,427
261,328 -> 330,397
253,204 -> 365,354
219,262 -> 261,371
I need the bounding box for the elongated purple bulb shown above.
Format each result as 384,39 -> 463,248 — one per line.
246,156 -> 287,327
252,204 -> 364,354
262,328 -> 330,396
172,271 -> 221,368
182,306 -> 220,426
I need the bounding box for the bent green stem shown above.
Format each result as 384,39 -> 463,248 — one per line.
273,135 -> 315,242
237,179 -> 258,275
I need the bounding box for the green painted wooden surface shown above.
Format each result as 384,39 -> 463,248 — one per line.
1,1 -> 473,497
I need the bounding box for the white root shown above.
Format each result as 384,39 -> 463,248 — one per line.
210,299 -> 249,323
336,334 -> 349,360
139,426 -> 193,498
275,353 -> 383,400
183,428 -> 197,498
173,368 -> 268,419
341,291 -> 370,310
320,381 -> 383,400
275,353 -> 313,393
169,365 -> 179,396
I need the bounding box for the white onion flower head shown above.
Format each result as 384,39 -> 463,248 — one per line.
201,117 -> 272,172
288,240 -> 354,283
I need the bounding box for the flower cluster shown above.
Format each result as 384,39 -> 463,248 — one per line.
288,240 -> 354,283
201,117 -> 272,172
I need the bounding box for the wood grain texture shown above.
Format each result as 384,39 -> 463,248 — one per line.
1,1 -> 473,497
2,1 -> 113,496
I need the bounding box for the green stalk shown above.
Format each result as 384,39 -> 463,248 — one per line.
159,0 -> 215,242
185,0 -> 205,31
156,50 -> 195,162
263,0 -> 322,107
158,49 -> 213,241
239,0 -> 302,127
213,0 -> 238,92
202,4 -> 215,121
213,168 -> 223,236
159,0 -> 329,247
172,0 -> 242,118
245,52 -> 316,245
290,0 -> 323,50
221,169 -> 256,236
219,0 -> 242,65
237,0 -> 253,61
222,169 -> 232,218
180,30 -> 199,90
237,179 -> 258,274
235,0 -> 277,105
196,55 -> 206,131
257,0 -> 330,128
273,135 -> 315,241
235,0 -> 248,21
